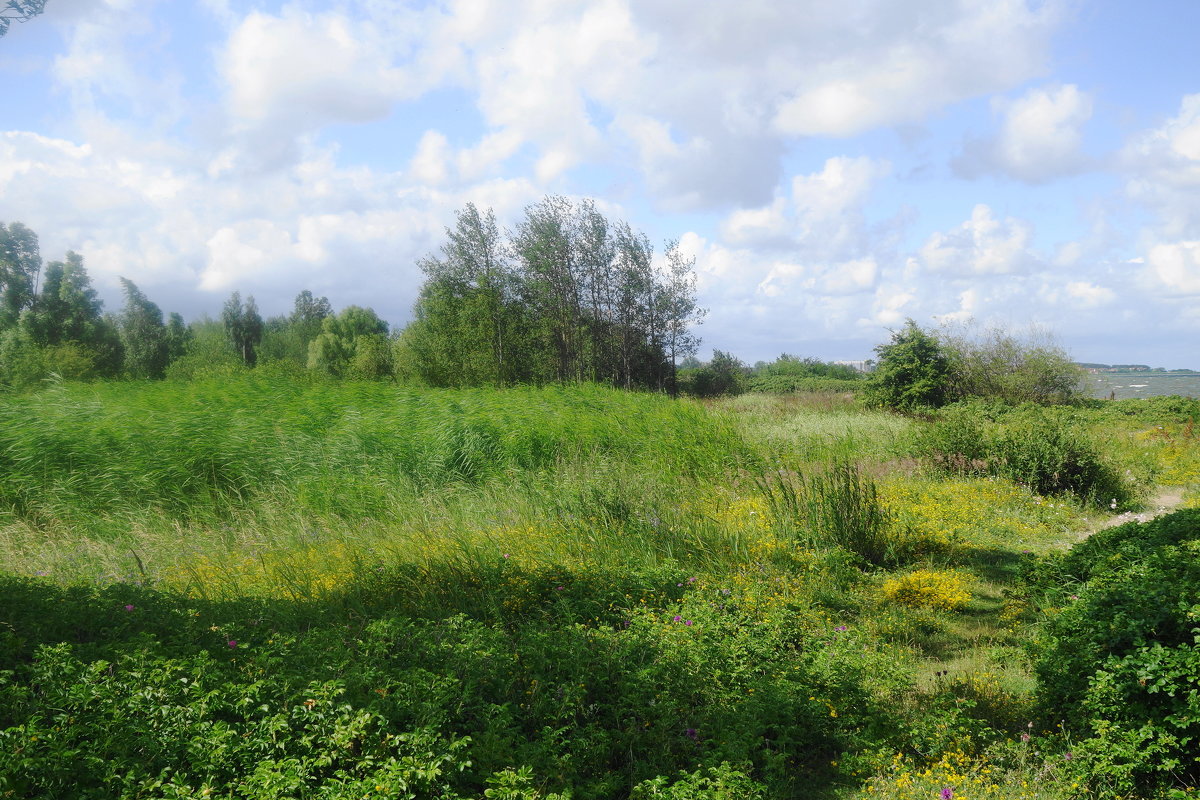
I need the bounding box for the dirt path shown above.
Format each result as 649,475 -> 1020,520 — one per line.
1096,487 -> 1187,531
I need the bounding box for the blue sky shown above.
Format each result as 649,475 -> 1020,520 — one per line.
2,0 -> 1198,367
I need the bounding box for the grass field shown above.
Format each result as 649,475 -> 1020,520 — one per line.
2,378 -> 1198,799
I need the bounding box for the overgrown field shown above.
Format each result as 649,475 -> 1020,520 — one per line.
2,379 -> 1199,799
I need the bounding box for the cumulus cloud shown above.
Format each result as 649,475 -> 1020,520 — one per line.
434,0 -> 1065,209
918,204 -> 1038,275
954,84 -> 1094,182
1145,241 -> 1200,295
1123,93 -> 1200,238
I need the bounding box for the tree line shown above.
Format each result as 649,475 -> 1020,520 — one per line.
0,199 -> 704,393
399,197 -> 703,392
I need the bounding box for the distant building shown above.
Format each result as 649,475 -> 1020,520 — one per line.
833,360 -> 872,373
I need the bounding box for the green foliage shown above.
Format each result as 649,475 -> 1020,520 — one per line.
748,354 -> 864,396
680,350 -> 748,398
307,306 -> 391,378
0,377 -> 748,525
915,404 -> 1130,506
408,198 -> 701,391
939,324 -> 1084,405
117,277 -> 169,379
760,461 -> 896,565
1028,511 -> 1200,797
222,292 -> 264,368
0,220 -> 41,329
864,320 -> 951,411
632,763 -> 766,799
164,317 -> 246,381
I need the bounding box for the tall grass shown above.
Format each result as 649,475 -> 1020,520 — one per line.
0,377 -> 750,528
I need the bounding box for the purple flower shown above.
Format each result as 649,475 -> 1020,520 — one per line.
555,586 -> 564,591
941,788 -> 954,800
685,728 -> 698,740
834,625 -> 848,632
502,553 -> 510,559
684,620 -> 694,626
124,604 -> 135,612
227,640 -> 237,648
673,615 -> 682,622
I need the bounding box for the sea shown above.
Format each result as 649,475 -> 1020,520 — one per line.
1086,373 -> 1200,400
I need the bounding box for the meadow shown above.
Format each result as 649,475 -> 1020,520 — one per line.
1,378 -> 1199,799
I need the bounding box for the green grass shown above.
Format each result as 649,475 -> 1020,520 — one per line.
2,380 -> 1199,799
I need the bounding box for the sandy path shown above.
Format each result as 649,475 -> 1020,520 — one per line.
1096,487 -> 1187,531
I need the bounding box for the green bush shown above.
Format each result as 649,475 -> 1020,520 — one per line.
915,405 -> 1130,506
0,572 -> 911,799
863,320 -> 951,412
1030,511 -> 1200,797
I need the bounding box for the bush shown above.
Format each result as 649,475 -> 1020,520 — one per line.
863,320 -> 951,411
939,324 -> 1085,405
1030,510 -> 1200,797
915,405 -> 1130,507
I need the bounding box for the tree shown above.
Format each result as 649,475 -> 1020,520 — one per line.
165,312 -> 191,363
0,1 -> 47,38
0,221 -> 41,330
405,196 -> 704,392
684,350 -> 748,398
864,319 -> 952,411
413,204 -> 517,384
222,292 -> 264,367
307,305 -> 389,378
117,278 -> 168,379
659,239 -> 705,395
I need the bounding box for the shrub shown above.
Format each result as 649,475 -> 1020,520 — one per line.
864,319 -> 951,411
939,323 -> 1085,405
915,405 -> 1130,507
1031,511 -> 1200,797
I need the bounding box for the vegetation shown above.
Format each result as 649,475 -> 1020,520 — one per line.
864,320 -> 1085,412
3,213 -> 1200,798
864,319 -> 952,411
1,376 -> 1198,799
399,199 -> 703,392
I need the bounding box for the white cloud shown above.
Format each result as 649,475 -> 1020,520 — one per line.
1145,241 -> 1200,295
1123,94 -> 1200,239
955,84 -> 1094,182
918,204 -> 1037,275
770,1 -> 1061,138
1064,280 -> 1117,307
723,156 -> 890,249
220,9 -> 414,128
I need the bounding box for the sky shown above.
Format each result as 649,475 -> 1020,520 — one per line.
1,0 -> 1198,368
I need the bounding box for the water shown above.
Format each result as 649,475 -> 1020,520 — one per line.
1086,373 -> 1200,400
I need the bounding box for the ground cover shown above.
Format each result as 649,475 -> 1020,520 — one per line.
1,379 -> 1198,799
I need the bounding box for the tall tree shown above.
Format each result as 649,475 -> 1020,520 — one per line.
222,292 -> 264,367
0,221 -> 41,330
165,312 -> 192,364
416,204 -> 516,384
513,196 -> 584,382
117,278 -> 169,379
406,197 -> 704,392
658,240 -> 705,396
0,1 -> 47,38
23,252 -> 104,346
